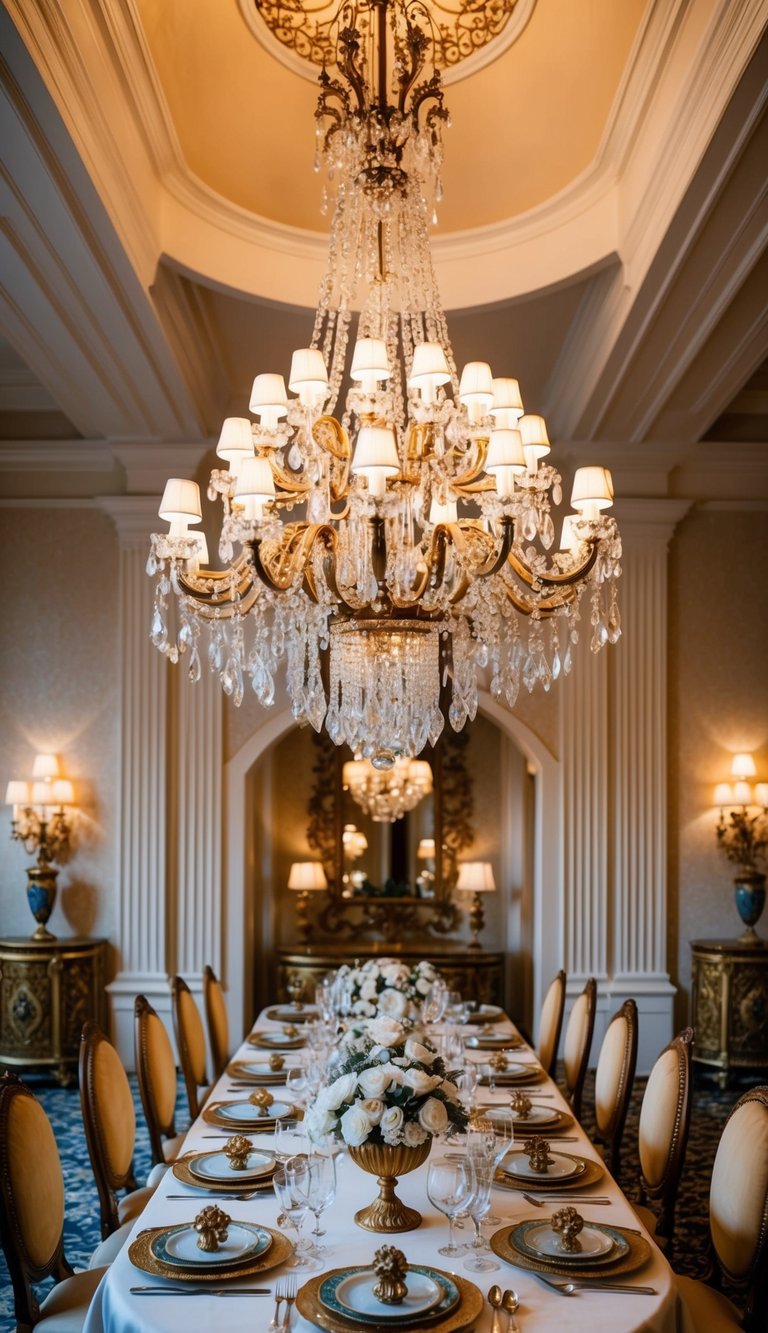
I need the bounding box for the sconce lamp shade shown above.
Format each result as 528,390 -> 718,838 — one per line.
235,456 -> 277,503
289,348 -> 329,397
570,466 -> 614,512
249,374 -> 288,422
409,342 -> 451,392
51,780 -> 74,806
32,754 -> 60,781
486,429 -> 525,473
459,361 -> 494,409
351,426 -> 400,477
159,479 -> 202,525
417,838 -> 436,859
350,338 -> 391,388
519,414 -> 551,466
559,515 -> 581,552
756,784 -> 768,807
732,781 -> 752,805
491,377 -> 524,422
5,780 -> 31,806
731,753 -> 757,779
429,497 -> 459,525
216,417 -> 254,462
456,861 -> 496,893
713,783 -> 733,807
287,861 -> 328,891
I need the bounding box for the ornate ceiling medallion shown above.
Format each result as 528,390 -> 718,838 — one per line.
241,0 -> 536,86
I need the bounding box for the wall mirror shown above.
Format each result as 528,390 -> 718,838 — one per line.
306,730 -> 474,939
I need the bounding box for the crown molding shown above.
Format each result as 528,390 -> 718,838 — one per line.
0,442 -> 114,472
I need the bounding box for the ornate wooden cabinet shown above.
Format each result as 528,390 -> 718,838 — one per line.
690,939 -> 768,1088
0,936 -> 108,1085
276,944 -> 505,1008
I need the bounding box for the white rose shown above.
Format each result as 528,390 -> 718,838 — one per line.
378,989 -> 408,1019
360,979 -> 379,1001
305,1107 -> 337,1142
360,1097 -> 384,1125
415,977 -> 431,995
318,1071 -> 357,1111
404,1038 -> 436,1066
357,1065 -> 391,1098
365,1017 -> 406,1048
441,1079 -> 460,1102
403,1120 -> 429,1146
340,1103 -> 373,1146
418,1096 -> 449,1135
379,1061 -> 405,1086
380,1105 -> 404,1136
402,1068 -> 442,1095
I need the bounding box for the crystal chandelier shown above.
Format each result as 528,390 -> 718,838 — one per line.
148,0 -> 622,767
343,755 -> 433,822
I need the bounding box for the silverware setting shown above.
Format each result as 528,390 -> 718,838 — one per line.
268,1275 -> 298,1331
164,1191 -> 259,1200
522,1192 -> 612,1206
129,1286 -> 270,1297
540,1277 -> 657,1296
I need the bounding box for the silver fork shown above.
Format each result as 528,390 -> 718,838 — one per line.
280,1275 -> 298,1330
522,1192 -> 612,1206
268,1279 -> 285,1331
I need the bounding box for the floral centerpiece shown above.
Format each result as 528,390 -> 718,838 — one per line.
335,957 -> 442,1020
307,1016 -> 467,1231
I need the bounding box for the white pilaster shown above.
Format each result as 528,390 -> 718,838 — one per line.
174,664 -> 223,991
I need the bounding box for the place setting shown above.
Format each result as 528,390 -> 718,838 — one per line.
490,1204 -> 652,1285
128,1202 -> 293,1288
295,1243 -> 484,1332
228,1053 -> 291,1085
479,1090 -> 574,1135
249,1026 -> 307,1051
171,1135 -> 279,1195
476,1055 -> 546,1085
461,1004 -> 506,1026
202,1087 -> 303,1132
493,1136 -> 604,1194
264,1004 -> 319,1025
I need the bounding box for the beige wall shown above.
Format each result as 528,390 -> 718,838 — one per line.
668,507 -> 768,1024
0,507 -> 119,944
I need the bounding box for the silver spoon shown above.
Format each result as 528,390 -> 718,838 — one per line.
503,1288 -> 520,1330
488,1283 -> 504,1333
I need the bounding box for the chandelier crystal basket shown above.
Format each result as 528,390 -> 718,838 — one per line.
343,754 -> 433,822
149,0 -> 622,767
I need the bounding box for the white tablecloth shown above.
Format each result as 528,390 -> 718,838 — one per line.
84,1011 -> 696,1333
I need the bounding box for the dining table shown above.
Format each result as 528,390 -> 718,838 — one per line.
83,1003 -> 698,1333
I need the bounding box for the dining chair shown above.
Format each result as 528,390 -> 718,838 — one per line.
675,1085 -> 768,1332
534,968 -> 566,1077
0,1070 -> 126,1331
631,1026 -> 694,1252
203,963 -> 230,1080
561,976 -> 597,1121
591,997 -> 638,1177
134,993 -> 188,1167
171,973 -> 211,1121
79,1021 -> 166,1241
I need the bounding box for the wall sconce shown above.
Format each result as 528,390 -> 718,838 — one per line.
287,860 -> 328,946
5,754 -> 75,940
416,837 -> 436,899
714,753 -> 767,943
456,860 -> 496,949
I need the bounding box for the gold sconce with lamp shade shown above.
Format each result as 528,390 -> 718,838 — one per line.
456,861 -> 496,949
287,860 -> 328,945
5,755 -> 75,940
714,753 -> 767,943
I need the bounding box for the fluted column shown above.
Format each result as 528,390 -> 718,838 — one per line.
173,663 -> 223,987
100,497 -> 172,1061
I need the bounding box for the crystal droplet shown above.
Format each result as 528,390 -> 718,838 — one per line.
151,610 -> 167,649
541,513 -> 555,550
563,644 -> 573,674
146,553 -> 157,576
523,510 -> 537,542
552,650 -> 561,680
553,482 -> 562,506
188,648 -> 201,683
288,443 -> 302,470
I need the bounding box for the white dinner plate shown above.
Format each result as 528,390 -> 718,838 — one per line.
335,1269 -> 443,1319
188,1149 -> 275,1183
228,1061 -> 286,1083
485,1104 -> 559,1128
264,1005 -> 318,1024
150,1221 -> 271,1269
501,1151 -> 586,1182
513,1220 -> 628,1264
464,1005 -> 504,1024
249,1030 -> 304,1049
213,1099 -> 295,1124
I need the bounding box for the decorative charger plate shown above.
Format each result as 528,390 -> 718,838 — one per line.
499,1149 -> 586,1183
479,1066 -> 545,1086
493,1153 -> 604,1193
227,1060 -> 289,1085
249,1030 -> 306,1049
480,1103 -> 573,1132
150,1221 -> 272,1270
463,1005 -> 505,1024
464,1034 -> 523,1051
188,1148 -> 276,1184
172,1152 -> 276,1194
319,1265 -> 458,1324
129,1223 -> 293,1282
510,1219 -> 629,1266
297,1268 -> 484,1333
203,1099 -> 301,1130
265,1005 -> 318,1024
491,1221 -> 651,1281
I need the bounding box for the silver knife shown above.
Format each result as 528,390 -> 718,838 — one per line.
130,1286 -> 270,1296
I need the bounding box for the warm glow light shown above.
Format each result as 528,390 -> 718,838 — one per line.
32,754 -> 59,781
287,861 -> 328,891
731,753 -> 757,780
456,861 -> 496,893
713,783 -> 733,807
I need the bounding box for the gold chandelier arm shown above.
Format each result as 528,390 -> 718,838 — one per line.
177,553 -> 254,605
250,527 -> 315,594
506,539 -> 600,591
501,580 -> 579,617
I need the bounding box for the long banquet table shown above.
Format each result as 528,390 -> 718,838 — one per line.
83,1008 -> 697,1333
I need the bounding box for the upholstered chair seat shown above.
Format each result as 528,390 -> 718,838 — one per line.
591,998 -> 638,1177
631,1028 -> 693,1252
172,975 -> 212,1121
674,1085 -> 768,1332
0,1070 -> 117,1331
203,964 -> 231,1080
562,977 -> 596,1121
134,995 -> 188,1167
87,1222 -> 135,1267
535,969 -> 566,1077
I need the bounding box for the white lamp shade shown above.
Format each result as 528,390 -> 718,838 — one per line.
417,837 -> 436,859
350,338 -> 391,385
486,428 -> 525,472
731,753 -> 757,779
456,861 -> 496,892
249,374 -> 288,420
519,414 -> 551,464
713,783 -> 733,806
351,426 -> 400,477
408,342 -> 450,388
51,779 -> 74,805
491,378 -> 524,420
459,361 -> 493,405
732,781 -> 752,805
32,781 -> 53,807
289,348 -> 328,395
571,466 -> 614,511
32,753 -> 60,781
343,759 -> 369,788
409,760 -> 433,790
755,783 -> 768,807
287,861 -> 328,891
429,496 -> 458,525
159,478 -> 202,525
559,515 -> 581,552
216,417 -> 254,461
234,456 -> 276,502
5,780 -> 31,806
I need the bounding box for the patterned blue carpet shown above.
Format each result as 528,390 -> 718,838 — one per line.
0,1066 -> 752,1329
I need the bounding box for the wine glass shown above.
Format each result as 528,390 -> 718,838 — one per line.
480,1112 -> 515,1226
285,1065 -> 309,1107
273,1117 -> 308,1163
463,1158 -> 500,1272
457,1061 -> 478,1111
303,1153 -> 337,1247
272,1162 -> 319,1270
421,978 -> 449,1025
426,1156 -> 474,1257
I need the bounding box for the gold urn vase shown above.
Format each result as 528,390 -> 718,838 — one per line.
348,1140 -> 431,1232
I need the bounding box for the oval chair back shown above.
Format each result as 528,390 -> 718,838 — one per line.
637,1026 -> 694,1248
593,997 -> 638,1177
562,977 -> 597,1121
79,1021 -> 139,1239
203,964 -> 230,1080
171,975 -> 209,1121
709,1084 -> 768,1329
535,969 -> 567,1077
134,994 -> 183,1166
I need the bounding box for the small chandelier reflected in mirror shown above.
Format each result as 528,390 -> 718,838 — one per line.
148,0 -> 622,768
343,755 -> 433,822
